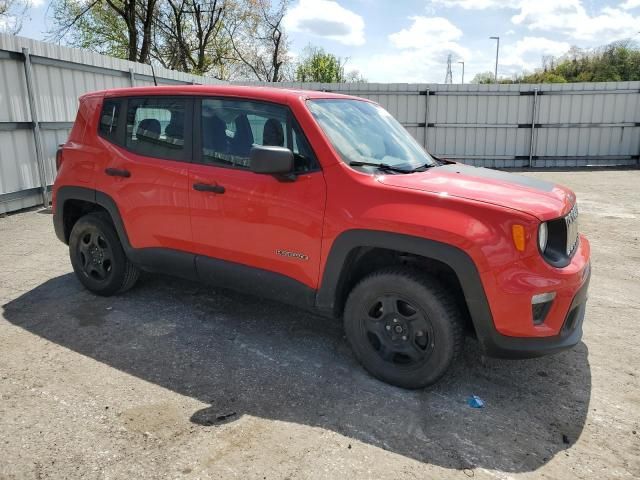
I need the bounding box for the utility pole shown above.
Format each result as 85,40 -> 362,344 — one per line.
458,61 -> 465,84
490,36 -> 500,83
444,54 -> 453,84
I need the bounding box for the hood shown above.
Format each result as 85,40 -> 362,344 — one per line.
377,164 -> 575,221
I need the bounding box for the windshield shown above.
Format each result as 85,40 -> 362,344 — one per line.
307,99 -> 436,170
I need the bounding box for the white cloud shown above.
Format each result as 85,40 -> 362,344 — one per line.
500,36 -> 571,70
389,16 -> 463,50
283,0 -> 365,46
430,0 -> 519,9
512,2 -> 640,41
350,16 -> 471,82
345,1 -> 638,82
433,0 -> 640,42
620,0 -> 640,9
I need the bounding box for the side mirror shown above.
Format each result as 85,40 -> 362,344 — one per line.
249,145 -> 294,175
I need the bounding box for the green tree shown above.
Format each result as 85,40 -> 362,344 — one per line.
48,0 -> 294,80
153,0 -> 226,75
50,0 -> 158,63
470,71 -> 494,84
519,41 -> 640,83
223,0 -> 293,82
295,46 -> 345,82
295,45 -> 366,83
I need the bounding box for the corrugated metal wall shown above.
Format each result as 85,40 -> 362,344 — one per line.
1,33 -> 639,214
242,81 -> 640,169
0,33 -> 223,214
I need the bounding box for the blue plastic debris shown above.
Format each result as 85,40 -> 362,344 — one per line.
467,395 -> 485,408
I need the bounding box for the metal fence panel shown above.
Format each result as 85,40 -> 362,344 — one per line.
1,33 -> 639,214
0,129 -> 38,193
0,53 -> 30,122
0,33 -> 224,213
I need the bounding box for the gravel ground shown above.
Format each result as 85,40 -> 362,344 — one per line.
1,170 -> 639,480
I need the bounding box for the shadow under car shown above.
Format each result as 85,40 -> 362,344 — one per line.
2,273 -> 592,473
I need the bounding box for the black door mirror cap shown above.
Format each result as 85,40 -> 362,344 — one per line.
250,145 -> 294,176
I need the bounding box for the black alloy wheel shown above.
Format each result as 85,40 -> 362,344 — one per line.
76,226 -> 114,282
344,268 -> 463,389
69,213 -> 140,296
362,294 -> 435,366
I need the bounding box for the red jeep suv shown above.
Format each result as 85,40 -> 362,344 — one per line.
52,85 -> 591,388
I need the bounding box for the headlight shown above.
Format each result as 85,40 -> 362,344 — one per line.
538,222 -> 548,253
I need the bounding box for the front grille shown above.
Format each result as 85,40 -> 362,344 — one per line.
565,204 -> 579,256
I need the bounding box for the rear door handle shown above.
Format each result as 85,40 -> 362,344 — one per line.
105,167 -> 131,178
193,183 -> 225,194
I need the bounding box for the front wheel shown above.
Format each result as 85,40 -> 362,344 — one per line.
69,213 -> 140,296
343,268 -> 463,389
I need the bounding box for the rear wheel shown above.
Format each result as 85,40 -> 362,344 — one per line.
69,213 -> 140,296
344,268 -> 463,389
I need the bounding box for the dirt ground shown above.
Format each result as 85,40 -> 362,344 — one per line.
1,170 -> 639,480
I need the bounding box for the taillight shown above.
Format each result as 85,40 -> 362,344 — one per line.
55,146 -> 64,172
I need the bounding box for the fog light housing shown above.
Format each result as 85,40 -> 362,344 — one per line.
532,292 -> 556,325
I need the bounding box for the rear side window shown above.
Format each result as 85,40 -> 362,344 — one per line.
125,98 -> 187,161
98,99 -> 120,141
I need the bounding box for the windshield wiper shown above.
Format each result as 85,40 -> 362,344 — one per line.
349,161 -> 412,173
405,162 -> 439,173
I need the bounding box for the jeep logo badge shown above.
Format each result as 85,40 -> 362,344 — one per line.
275,249 -> 309,261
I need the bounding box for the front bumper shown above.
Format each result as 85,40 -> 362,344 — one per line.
478,264 -> 590,358
472,232 -> 591,359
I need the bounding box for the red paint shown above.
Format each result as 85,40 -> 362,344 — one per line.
53,85 -> 591,341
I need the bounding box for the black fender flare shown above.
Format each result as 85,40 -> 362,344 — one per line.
315,229 -> 495,347
54,186 -> 133,252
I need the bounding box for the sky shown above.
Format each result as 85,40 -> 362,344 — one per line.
12,0 -> 640,83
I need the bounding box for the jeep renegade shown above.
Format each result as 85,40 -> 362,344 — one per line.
53,86 -> 591,388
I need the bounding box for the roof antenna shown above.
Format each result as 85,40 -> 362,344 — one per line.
150,62 -> 158,86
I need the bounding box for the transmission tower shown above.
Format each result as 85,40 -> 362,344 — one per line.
444,54 -> 453,84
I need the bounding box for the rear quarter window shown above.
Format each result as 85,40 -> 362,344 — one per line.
98,99 -> 120,142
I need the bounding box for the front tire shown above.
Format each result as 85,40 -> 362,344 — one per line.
69,213 -> 140,296
343,268 -> 463,389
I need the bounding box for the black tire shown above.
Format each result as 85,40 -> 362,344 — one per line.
68,212 -> 140,296
343,268 -> 463,389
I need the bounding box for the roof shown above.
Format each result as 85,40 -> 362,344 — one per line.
84,84 -> 360,103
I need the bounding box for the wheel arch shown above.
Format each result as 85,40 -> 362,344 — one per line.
316,230 -> 494,339
54,186 -> 132,253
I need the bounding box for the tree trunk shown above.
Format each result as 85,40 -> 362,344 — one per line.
126,0 -> 137,61
139,0 -> 157,63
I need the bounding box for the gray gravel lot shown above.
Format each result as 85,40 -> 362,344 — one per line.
1,170 -> 639,479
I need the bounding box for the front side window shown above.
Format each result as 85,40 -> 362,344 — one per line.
125,98 -> 186,161
307,99 -> 436,170
200,98 -> 317,172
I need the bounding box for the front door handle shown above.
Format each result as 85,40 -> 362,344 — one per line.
193,183 -> 225,194
105,167 -> 131,178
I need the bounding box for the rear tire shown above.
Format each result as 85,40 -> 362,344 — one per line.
343,268 -> 463,389
69,213 -> 140,296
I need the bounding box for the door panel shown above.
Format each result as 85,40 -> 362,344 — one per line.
189,97 -> 326,289
96,96 -> 193,252
189,167 -> 325,288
